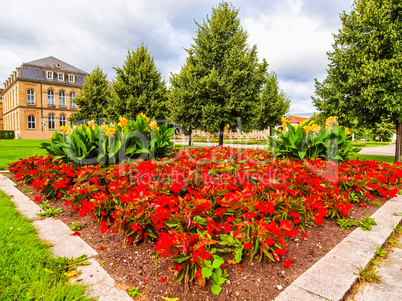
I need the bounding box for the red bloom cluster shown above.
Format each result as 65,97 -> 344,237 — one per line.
8,147 -> 402,283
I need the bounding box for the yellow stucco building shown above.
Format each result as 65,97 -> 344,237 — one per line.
1,56 -> 87,139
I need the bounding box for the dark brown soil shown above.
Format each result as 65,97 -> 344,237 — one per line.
11,176 -> 387,301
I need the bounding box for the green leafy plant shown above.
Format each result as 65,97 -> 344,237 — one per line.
370,200 -> 382,206
69,222 -> 86,231
268,117 -> 360,162
37,207 -> 63,218
337,216 -> 377,231
201,255 -> 228,295
358,266 -> 381,283
128,287 -> 141,297
41,114 -> 175,166
375,246 -> 385,257
37,200 -> 63,218
22,189 -> 31,194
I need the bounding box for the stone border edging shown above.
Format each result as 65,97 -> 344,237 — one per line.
0,174 -> 132,301
274,195 -> 402,301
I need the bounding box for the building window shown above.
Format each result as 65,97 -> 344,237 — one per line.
59,91 -> 66,107
46,71 -> 53,80
27,89 -> 35,105
69,74 -> 75,83
60,115 -> 66,127
70,92 -> 76,108
48,114 -> 55,130
48,90 -> 55,106
28,115 -> 36,129
58,73 -> 64,81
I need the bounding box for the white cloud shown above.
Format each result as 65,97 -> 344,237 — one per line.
0,0 -> 354,116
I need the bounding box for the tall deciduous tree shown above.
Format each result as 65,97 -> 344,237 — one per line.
69,67 -> 111,123
168,63 -> 204,145
106,45 -> 168,121
254,72 -> 290,134
169,2 -> 267,146
313,0 -> 402,161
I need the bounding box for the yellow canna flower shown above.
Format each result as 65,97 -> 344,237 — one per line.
60,124 -> 71,133
299,119 -> 310,127
149,121 -> 159,131
104,124 -> 116,137
87,120 -> 96,130
281,116 -> 289,129
313,125 -> 321,134
118,116 -> 128,128
137,112 -> 150,123
345,127 -> 351,135
304,125 -> 313,134
326,116 -> 337,130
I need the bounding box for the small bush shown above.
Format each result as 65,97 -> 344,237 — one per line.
268,116 -> 361,162
0,131 -> 15,139
40,114 -> 175,166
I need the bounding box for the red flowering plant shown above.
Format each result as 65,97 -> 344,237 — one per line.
154,230 -> 218,284
7,145 -> 402,295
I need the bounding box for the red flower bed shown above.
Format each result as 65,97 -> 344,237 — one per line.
8,147 -> 402,290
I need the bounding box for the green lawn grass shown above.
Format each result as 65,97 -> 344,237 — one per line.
351,154 -> 395,163
0,190 -> 91,300
0,139 -> 49,170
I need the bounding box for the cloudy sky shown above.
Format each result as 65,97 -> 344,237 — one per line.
1,0 -> 355,116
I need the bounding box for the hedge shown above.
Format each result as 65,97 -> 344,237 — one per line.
0,131 -> 15,139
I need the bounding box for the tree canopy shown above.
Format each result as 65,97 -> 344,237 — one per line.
169,2 -> 268,145
313,0 -> 402,160
106,45 -> 168,122
69,67 -> 111,124
254,72 -> 290,132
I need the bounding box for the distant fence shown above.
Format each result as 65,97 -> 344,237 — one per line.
0,130 -> 15,139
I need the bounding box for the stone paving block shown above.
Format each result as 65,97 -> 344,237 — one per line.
354,237 -> 402,301
325,235 -> 378,270
33,219 -> 98,258
74,258 -> 114,286
11,194 -> 42,219
348,202 -> 401,246
291,254 -> 359,301
274,284 -> 330,301
74,258 -> 133,301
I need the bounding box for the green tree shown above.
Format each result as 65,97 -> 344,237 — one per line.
69,67 -> 111,123
170,2 -> 267,146
254,72 -> 290,134
313,0 -> 402,161
371,121 -> 395,141
106,45 -> 168,121
168,63 -> 204,145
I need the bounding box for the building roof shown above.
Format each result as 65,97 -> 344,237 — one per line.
24,56 -> 87,74
17,56 -> 88,87
288,116 -> 309,124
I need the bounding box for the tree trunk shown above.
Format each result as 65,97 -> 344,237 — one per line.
218,123 -> 224,146
396,122 -> 402,162
188,128 -> 192,146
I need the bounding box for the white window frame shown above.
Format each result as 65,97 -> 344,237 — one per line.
69,74 -> 75,83
28,115 -> 36,129
59,91 -> 66,107
48,114 -> 55,130
27,89 -> 35,105
48,90 -> 55,107
58,73 -> 64,81
46,71 -> 53,80
60,115 -> 66,127
70,92 -> 76,108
